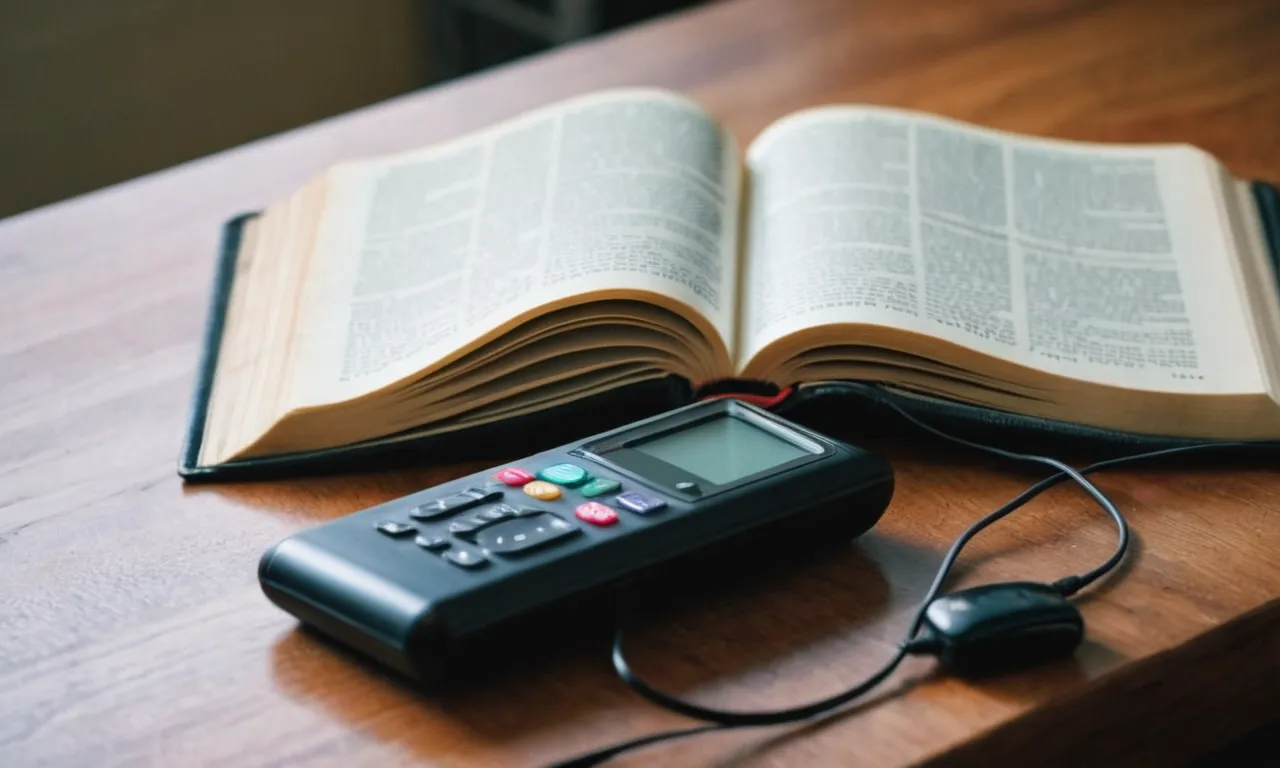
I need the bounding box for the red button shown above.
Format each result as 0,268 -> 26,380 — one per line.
575,502 -> 618,526
494,467 -> 535,486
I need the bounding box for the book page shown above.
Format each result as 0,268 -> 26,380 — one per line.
285,88 -> 739,408
738,105 -> 1269,396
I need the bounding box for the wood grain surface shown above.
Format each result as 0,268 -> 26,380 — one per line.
3,0 -> 1280,765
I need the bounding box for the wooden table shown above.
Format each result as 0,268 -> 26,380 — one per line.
3,0 -> 1279,765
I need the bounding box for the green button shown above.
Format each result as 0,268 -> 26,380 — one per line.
579,478 -> 620,498
537,463 -> 589,487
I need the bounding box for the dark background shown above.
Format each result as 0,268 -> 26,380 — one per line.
0,0 -> 707,219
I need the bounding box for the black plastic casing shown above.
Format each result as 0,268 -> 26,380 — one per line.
257,399 -> 895,682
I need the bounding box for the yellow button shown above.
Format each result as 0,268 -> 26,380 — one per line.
523,480 -> 562,501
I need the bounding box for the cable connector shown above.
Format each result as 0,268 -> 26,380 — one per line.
905,582 -> 1086,678
901,630 -> 943,656
1051,575 -> 1085,597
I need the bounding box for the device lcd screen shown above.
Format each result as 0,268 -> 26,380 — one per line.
631,415 -> 811,485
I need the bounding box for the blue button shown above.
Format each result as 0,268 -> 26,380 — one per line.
537,463 -> 589,487
615,491 -> 667,515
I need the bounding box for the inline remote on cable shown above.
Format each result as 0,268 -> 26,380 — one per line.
258,398 -> 895,682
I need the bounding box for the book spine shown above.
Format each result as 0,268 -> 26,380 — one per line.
178,212 -> 260,476
1252,181 -> 1280,270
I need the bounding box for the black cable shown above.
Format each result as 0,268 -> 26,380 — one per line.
613,633 -> 910,727
544,724 -> 724,768
877,399 -> 1131,596
544,396 -> 1270,768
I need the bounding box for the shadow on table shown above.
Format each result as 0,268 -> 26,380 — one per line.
266,533 -> 910,755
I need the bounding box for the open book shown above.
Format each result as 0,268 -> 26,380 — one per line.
180,88 -> 1280,478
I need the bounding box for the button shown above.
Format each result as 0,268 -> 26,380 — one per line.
615,491 -> 667,515
376,521 -> 416,537
579,477 -> 621,498
675,481 -> 701,495
473,513 -> 580,555
443,547 -> 488,569
523,480 -> 562,501
494,467 -> 535,486
513,506 -> 548,517
478,504 -> 518,521
449,508 -> 517,540
575,501 -> 619,526
414,534 -> 450,551
537,463 -> 590,487
447,518 -> 480,536
410,487 -> 503,520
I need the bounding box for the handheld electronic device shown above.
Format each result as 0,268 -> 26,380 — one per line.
258,398 -> 895,682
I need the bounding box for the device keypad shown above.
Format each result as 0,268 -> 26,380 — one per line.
376,462 -> 671,569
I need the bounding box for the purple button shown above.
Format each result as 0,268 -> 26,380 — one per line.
615,491 -> 667,515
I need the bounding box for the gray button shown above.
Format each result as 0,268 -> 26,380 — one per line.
376,521 -> 416,537
479,504 -> 517,521
448,518 -> 479,536
411,487 -> 503,520
473,513 -> 580,556
443,548 -> 488,569
414,534 -> 450,551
